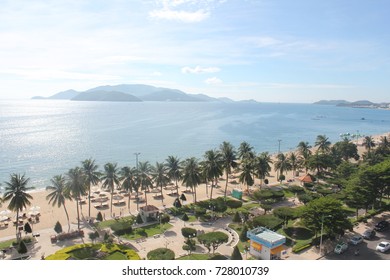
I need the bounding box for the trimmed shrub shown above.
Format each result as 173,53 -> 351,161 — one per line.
226,200 -> 243,209
54,221 -> 63,234
182,213 -> 189,221
232,212 -> 241,223
136,213 -> 143,224
181,227 -> 197,239
110,223 -> 133,236
231,245 -> 243,260
17,240 -> 28,254
147,248 -> 175,260
96,212 -> 103,222
252,215 -> 283,230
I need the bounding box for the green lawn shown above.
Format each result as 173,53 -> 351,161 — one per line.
96,216 -> 135,230
0,239 -> 15,250
122,223 -> 173,240
104,251 -> 128,260
176,253 -> 226,260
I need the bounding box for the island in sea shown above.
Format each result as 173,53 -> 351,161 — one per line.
314,99 -> 390,109
32,84 -> 241,103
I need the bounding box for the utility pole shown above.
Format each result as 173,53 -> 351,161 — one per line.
134,152 -> 140,170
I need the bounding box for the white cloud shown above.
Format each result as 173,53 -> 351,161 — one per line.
205,77 -> 222,84
182,66 -> 220,74
148,0 -> 226,22
149,8 -> 209,22
151,71 -> 163,76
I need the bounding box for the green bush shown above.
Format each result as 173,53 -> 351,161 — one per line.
54,221 -> 63,234
110,223 -> 133,236
226,200 -> 243,209
182,213 -> 189,221
252,215 -> 283,230
135,228 -> 147,237
147,248 -> 175,260
17,240 -> 28,254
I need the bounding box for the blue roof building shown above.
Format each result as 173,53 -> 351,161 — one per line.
247,227 -> 286,260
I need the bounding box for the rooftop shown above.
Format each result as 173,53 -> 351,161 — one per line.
247,227 -> 286,244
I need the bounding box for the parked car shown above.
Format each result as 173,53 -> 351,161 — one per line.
376,241 -> 390,253
374,220 -> 389,232
362,229 -> 376,240
334,242 -> 348,254
349,235 -> 363,245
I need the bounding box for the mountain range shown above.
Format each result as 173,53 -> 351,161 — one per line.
32,84 -> 236,103
314,99 -> 390,108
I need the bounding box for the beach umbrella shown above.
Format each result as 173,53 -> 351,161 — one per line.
0,209 -> 11,216
113,194 -> 123,200
28,206 -> 41,216
0,216 -> 9,222
30,206 -> 41,212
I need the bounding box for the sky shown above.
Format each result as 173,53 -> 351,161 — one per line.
0,0 -> 389,103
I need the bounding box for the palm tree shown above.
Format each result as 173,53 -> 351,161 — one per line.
120,166 -> 137,213
253,152 -> 273,186
297,141 -> 312,172
182,157 -> 202,203
66,167 -> 86,231
46,175 -> 72,232
220,141 -> 238,200
288,152 -> 301,177
238,141 -> 255,161
81,158 -> 100,218
3,173 -> 33,241
362,136 -> 376,152
202,150 -> 223,200
101,162 -> 120,216
274,153 -> 292,181
138,161 -> 153,206
152,162 -> 170,206
379,135 -> 389,149
166,156 -> 182,196
315,135 -> 331,154
239,158 -> 254,194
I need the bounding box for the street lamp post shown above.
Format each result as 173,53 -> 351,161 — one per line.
319,214 -> 331,256
276,139 -> 282,180
134,152 -> 140,170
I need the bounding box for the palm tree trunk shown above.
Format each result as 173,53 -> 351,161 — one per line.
110,186 -> 114,217
15,209 -> 20,242
144,187 -> 148,206
63,203 -> 71,232
76,200 -> 80,231
127,190 -> 131,213
210,179 -> 214,201
88,183 -> 91,218
136,190 -> 139,211
224,171 -> 229,201
160,183 -> 164,206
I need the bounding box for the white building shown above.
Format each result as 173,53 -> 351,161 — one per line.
247,227 -> 286,260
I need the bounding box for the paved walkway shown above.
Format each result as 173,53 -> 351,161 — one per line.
0,215 -> 239,260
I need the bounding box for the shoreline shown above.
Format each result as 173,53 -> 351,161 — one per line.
0,131 -> 389,241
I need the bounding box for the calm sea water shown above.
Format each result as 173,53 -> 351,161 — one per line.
1,100 -> 389,189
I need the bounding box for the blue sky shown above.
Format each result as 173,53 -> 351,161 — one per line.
0,0 -> 389,103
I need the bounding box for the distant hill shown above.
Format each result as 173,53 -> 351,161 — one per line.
32,89 -> 80,100
337,100 -> 374,107
313,100 -> 349,105
31,84 -> 246,103
72,90 -> 142,102
314,99 -> 389,109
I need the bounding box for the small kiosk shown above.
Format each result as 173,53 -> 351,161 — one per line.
247,227 -> 286,260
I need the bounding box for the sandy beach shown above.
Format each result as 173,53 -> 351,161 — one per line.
0,132 -> 388,241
